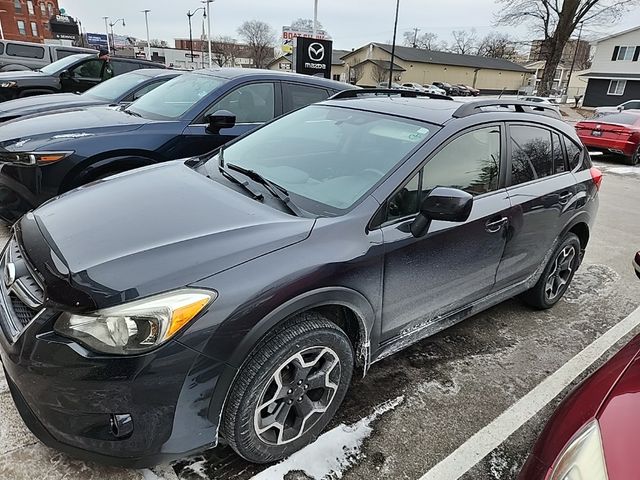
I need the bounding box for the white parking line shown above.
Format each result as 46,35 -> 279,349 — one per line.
418,305 -> 640,480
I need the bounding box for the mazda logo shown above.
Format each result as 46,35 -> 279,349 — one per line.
4,262 -> 15,288
308,43 -> 325,62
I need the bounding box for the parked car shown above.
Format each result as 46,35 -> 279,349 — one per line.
594,99 -> 640,117
0,53 -> 163,101
423,84 -> 447,95
455,85 -> 472,96
519,96 -> 561,113
0,39 -> 95,71
575,111 -> 640,165
402,82 -> 427,92
459,84 -> 480,96
0,94 -> 599,467
0,69 -> 180,123
432,81 -> 461,96
520,252 -> 640,480
0,68 -> 355,222
377,81 -> 407,89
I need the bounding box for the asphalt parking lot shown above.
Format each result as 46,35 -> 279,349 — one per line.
0,158 -> 639,480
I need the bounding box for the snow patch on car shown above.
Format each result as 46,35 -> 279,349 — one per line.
250,396 -> 404,480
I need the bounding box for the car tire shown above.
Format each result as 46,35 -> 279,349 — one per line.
520,233 -> 581,310
221,312 -> 354,463
626,145 -> 640,166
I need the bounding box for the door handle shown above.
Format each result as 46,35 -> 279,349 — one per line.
558,191 -> 573,204
485,217 -> 508,233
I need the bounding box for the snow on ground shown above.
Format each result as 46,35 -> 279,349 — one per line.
601,166 -> 640,176
248,396 -> 404,480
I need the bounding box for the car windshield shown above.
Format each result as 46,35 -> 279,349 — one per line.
213,105 -> 437,214
82,72 -> 150,102
39,54 -> 91,75
126,72 -> 227,120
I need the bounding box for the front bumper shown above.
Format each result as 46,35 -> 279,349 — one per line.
0,238 -> 228,467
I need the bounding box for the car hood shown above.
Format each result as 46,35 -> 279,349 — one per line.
0,70 -> 47,81
0,93 -> 103,120
20,161 -> 314,310
0,106 -> 148,151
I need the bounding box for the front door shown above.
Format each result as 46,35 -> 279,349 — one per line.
379,125 -> 511,343
177,81 -> 279,158
62,59 -> 108,92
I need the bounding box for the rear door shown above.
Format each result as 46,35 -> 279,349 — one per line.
177,81 -> 281,158
494,123 -> 578,290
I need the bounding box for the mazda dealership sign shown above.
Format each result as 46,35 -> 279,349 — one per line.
293,37 -> 333,79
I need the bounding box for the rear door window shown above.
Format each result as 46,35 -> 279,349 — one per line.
509,125 -> 553,185
565,139 -> 583,171
6,43 -> 44,59
283,83 -> 330,112
110,60 -> 141,75
552,132 -> 566,174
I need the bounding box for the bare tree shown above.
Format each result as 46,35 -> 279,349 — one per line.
290,17 -> 325,33
371,63 -> 390,85
495,0 -> 640,96
449,29 -> 479,55
211,36 -> 243,67
237,20 -> 276,68
402,31 -> 441,50
149,39 -> 168,48
477,33 -> 518,60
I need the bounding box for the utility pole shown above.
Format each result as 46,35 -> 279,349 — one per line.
565,22 -> 584,100
388,0 -> 400,88
102,16 -> 110,54
412,27 -> 420,48
203,0 -> 213,69
187,7 -> 205,69
313,0 -> 318,37
142,10 -> 151,61
108,18 -> 126,53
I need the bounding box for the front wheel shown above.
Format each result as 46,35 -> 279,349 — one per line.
221,313 -> 354,463
625,145 -> 640,166
520,233 -> 581,309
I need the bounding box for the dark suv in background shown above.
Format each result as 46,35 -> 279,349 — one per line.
0,53 -> 163,101
0,68 -> 354,222
0,93 -> 600,467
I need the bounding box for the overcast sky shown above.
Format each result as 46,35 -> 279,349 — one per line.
60,0 -> 640,51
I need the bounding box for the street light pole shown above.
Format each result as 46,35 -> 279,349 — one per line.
313,0 -> 318,37
187,11 -> 194,68
202,0 -> 213,69
142,10 -> 151,60
108,18 -> 126,53
102,16 -> 110,54
388,0 -> 400,89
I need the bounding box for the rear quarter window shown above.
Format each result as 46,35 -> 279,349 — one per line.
6,43 -> 44,59
0,43 -> 5,55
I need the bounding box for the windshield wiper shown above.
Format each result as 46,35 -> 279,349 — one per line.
226,163 -> 306,217
122,108 -> 142,117
218,164 -> 264,201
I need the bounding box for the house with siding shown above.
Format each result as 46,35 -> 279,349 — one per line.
581,26 -> 640,107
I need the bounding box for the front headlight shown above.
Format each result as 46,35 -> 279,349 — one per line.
0,81 -> 17,88
549,420 -> 609,480
54,289 -> 216,355
0,151 -> 73,165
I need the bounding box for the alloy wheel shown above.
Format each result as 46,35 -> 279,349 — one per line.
633,146 -> 640,166
254,346 -> 341,445
545,246 -> 576,301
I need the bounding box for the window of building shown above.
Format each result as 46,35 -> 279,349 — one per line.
16,20 -> 26,36
43,22 -> 49,31
47,2 -> 53,16
616,46 -> 636,61
27,0 -> 34,14
30,21 -> 37,37
608,79 -> 627,96
510,125 -> 553,185
386,127 -> 501,221
14,0 -> 22,13
333,74 -> 341,81
40,2 -> 45,14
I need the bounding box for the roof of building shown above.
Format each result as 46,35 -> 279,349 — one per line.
594,26 -> 640,44
580,72 -> 640,80
332,49 -> 350,65
344,43 -> 531,73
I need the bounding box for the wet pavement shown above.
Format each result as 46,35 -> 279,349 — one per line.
0,158 -> 639,480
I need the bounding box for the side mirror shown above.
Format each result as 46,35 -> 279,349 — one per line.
206,110 -> 236,134
60,70 -> 71,79
410,187 -> 473,238
617,105 -> 624,111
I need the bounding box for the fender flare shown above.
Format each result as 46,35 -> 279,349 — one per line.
18,88 -> 57,98
61,153 -> 160,191
206,286 -> 376,428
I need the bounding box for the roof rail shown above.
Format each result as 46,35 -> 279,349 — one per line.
452,99 -> 561,118
330,88 -> 453,101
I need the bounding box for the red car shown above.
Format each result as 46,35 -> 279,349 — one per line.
576,111 -> 640,165
519,252 -> 640,479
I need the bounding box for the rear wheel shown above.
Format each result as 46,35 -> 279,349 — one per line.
221,312 -> 354,463
520,233 -> 581,309
626,145 -> 640,166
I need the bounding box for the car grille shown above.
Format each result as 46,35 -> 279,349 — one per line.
0,235 -> 51,340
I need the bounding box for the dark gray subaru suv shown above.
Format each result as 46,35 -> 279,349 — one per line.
0,92 -> 600,467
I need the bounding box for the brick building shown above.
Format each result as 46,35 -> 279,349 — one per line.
0,0 -> 59,43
